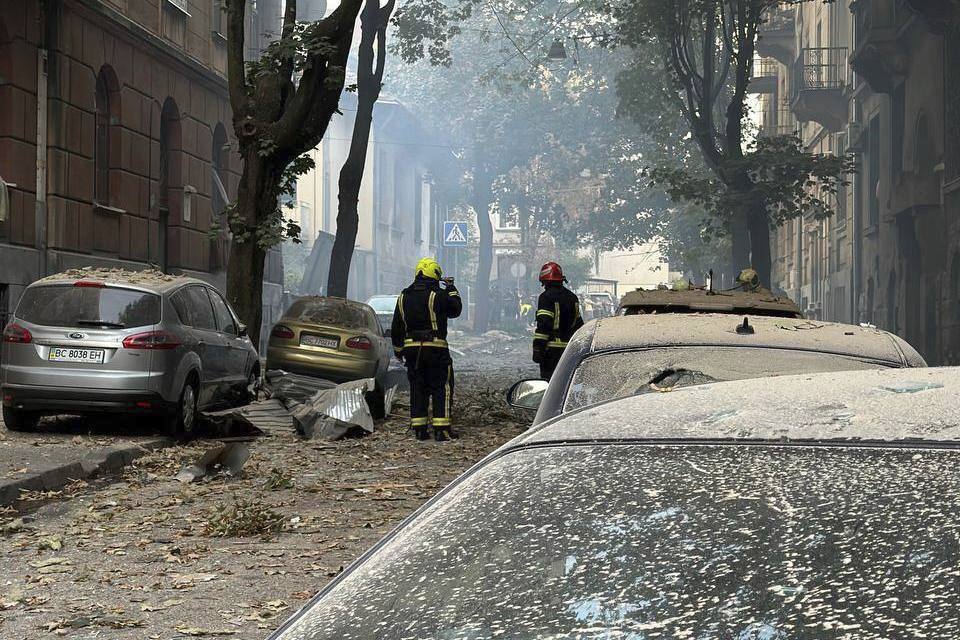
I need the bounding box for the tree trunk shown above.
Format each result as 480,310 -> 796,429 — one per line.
728,214 -> 750,277
473,167 -> 494,333
227,150 -> 278,348
748,212 -> 772,287
326,0 -> 394,298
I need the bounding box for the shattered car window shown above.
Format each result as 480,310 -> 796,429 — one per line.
285,298 -> 372,330
275,444 -> 960,639
564,347 -> 896,412
367,296 -> 398,313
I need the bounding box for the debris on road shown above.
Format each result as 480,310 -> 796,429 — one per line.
174,443 -> 251,483
204,497 -> 285,538
292,378 -> 376,440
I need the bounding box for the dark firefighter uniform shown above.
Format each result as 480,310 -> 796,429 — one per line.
533,262 -> 584,381
391,258 -> 462,441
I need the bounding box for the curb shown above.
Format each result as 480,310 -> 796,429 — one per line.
0,437 -> 173,506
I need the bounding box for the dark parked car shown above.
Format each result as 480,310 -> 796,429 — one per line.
1,269 -> 259,436
508,313 -> 925,424
267,366 -> 960,639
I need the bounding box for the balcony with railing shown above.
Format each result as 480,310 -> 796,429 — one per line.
850,0 -> 912,93
791,47 -> 849,132
760,99 -> 798,138
757,5 -> 796,65
748,57 -> 780,94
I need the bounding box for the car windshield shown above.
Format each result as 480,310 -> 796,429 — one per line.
564,347 -> 896,412
366,296 -> 397,313
15,285 -> 160,329
275,444 -> 960,639
285,298 -> 371,330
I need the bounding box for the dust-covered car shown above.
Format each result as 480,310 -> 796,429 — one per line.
265,296 -> 390,400
1,269 -> 259,436
508,313 -> 925,424
267,367 -> 960,639
364,294 -> 399,335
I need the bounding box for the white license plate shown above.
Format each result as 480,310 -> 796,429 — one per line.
48,347 -> 105,364
300,335 -> 339,349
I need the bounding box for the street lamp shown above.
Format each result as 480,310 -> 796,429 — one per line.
547,38 -> 568,60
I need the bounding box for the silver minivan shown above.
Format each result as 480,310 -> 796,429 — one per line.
0,270 -> 259,437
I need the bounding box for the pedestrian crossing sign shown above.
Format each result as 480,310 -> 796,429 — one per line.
443,221 -> 469,247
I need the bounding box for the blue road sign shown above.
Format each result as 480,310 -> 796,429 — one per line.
443,221 -> 469,247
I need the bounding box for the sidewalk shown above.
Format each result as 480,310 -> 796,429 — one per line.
0,421 -> 171,506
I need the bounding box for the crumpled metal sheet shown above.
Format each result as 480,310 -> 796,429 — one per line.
265,370 -> 337,406
292,378 -> 376,440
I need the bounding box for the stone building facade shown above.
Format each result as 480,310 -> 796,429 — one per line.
761,0 -> 958,364
0,0 -> 285,343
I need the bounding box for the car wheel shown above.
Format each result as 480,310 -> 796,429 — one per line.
165,378 -> 198,440
245,368 -> 261,404
2,405 -> 40,432
366,378 -> 386,420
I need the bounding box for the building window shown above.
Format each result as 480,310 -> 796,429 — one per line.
211,0 -> 226,35
162,1 -> 189,46
94,66 -> 120,207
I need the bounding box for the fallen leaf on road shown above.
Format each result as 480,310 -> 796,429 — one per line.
38,536 -> 63,551
30,557 -> 70,569
140,598 -> 184,612
175,626 -> 238,636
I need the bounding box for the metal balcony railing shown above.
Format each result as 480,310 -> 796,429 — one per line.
795,47 -> 849,92
752,56 -> 780,79
761,6 -> 796,32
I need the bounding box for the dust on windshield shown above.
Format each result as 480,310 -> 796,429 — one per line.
276,444 -> 960,639
564,347 -> 896,412
285,298 -> 373,330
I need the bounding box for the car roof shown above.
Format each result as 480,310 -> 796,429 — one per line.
288,296 -> 374,311
513,366 -> 960,447
34,268 -> 204,295
588,313 -> 924,366
619,286 -> 802,317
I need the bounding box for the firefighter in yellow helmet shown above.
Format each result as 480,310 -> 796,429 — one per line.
391,258 -> 463,441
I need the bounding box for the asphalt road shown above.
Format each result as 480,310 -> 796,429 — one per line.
0,333 -> 537,639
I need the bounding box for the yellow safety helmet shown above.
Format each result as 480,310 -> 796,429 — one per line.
415,257 -> 442,280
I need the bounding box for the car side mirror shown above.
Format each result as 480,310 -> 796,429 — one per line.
237,324 -> 248,337
506,379 -> 549,411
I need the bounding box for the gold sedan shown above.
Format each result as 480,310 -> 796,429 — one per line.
266,297 -> 391,385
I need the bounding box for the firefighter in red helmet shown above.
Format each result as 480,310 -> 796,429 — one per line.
532,261 -> 583,380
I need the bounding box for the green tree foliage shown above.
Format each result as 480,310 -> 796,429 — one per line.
613,0 -> 854,284
223,0 -> 361,345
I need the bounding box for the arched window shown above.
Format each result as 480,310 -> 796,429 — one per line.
94,66 -> 120,206
159,98 -> 181,272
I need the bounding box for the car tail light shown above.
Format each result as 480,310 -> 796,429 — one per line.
122,330 -> 181,350
2,323 -> 32,344
346,336 -> 372,350
271,324 -> 295,339
74,280 -> 105,288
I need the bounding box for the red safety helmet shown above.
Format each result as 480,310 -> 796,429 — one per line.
539,261 -> 564,283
